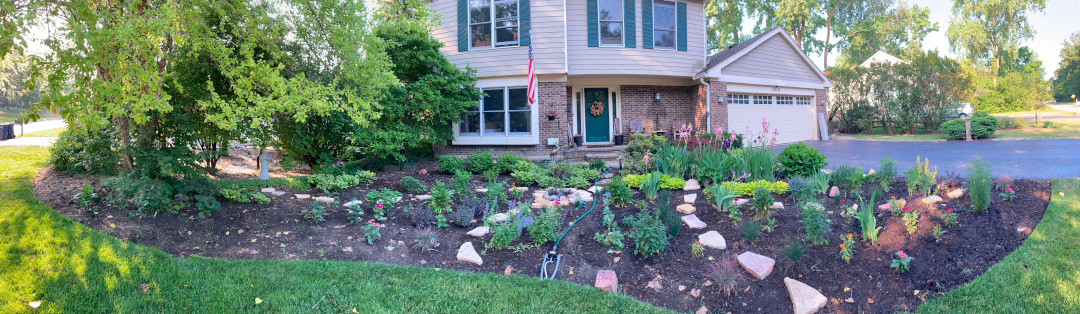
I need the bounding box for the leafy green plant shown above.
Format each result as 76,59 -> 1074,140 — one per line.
787,177 -> 814,202
890,251 -> 914,273
999,187 -> 1016,201
718,180 -> 789,197
510,160 -> 557,187
840,234 -> 854,263
799,201 -> 831,245
640,172 -> 661,200
466,152 -> 496,174
449,171 -> 473,201
594,203 -> 625,250
346,202 -> 364,225
301,201 -> 328,223
968,158 -> 992,212
307,173 -> 366,193
76,184 -> 99,211
939,113 -> 997,139
400,176 -> 426,194
657,190 -> 680,238
691,242 -> 705,258
487,213 -> 533,250
624,208 -> 669,257
588,158 -> 606,172
437,156 -> 467,174
705,183 -> 737,215
902,207 -> 920,235
778,142 -> 827,177
360,220 -> 384,244
730,146 -> 779,181
854,194 -> 882,245
624,132 -> 667,174
482,169 -> 499,183
741,219 -> 762,243
483,180 -> 509,206
428,180 -> 452,215
750,187 -> 774,219
877,157 -> 898,192
933,225 -> 946,243
941,208 -> 958,226
412,227 -> 440,251
605,177 -> 633,207
496,152 -> 527,174
49,125 -> 121,175
654,144 -> 693,179
527,207 -> 561,244
904,156 -> 937,197
780,238 -> 807,266
365,188 -> 402,219
807,171 -> 830,194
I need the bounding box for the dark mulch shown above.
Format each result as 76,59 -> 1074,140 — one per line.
35,163 -> 1050,314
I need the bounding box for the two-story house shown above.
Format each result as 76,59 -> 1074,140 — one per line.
429,0 -> 833,158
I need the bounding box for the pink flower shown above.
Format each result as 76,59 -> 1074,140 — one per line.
376,203 -> 383,210
704,180 -> 710,184
733,197 -> 739,201
840,200 -> 846,203
555,201 -> 561,205
897,251 -> 908,258
1007,188 -> 1014,192
902,206 -> 910,211
945,208 -> 953,213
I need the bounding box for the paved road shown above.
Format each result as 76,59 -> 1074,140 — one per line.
1047,103 -> 1079,114
778,139 -> 1080,179
0,120 -> 66,146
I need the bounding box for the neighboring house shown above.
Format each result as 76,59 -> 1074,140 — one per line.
859,51 -> 907,68
429,0 -> 832,158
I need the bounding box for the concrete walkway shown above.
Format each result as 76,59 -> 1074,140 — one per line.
0,120 -> 66,146
0,137 -> 57,146
781,139 -> 1080,180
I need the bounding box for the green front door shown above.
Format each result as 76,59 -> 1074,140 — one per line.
584,88 -> 610,143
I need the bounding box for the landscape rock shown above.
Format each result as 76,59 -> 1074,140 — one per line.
681,214 -> 707,229
947,188 -> 965,199
504,266 -> 514,275
676,204 -> 697,215
261,187 -> 276,193
598,179 -> 612,186
492,213 -> 509,223
868,169 -> 876,176
314,196 -> 335,203
511,187 -> 529,192
575,190 -> 594,202
466,226 -> 489,237
828,186 -> 840,198
475,188 -> 488,193
697,231 -> 726,249
684,179 -> 701,191
695,306 -> 708,314
594,270 -> 618,293
684,194 -> 698,203
604,172 -> 614,178
531,200 -> 554,209
877,199 -> 907,210
295,194 -> 311,199
588,186 -> 604,193
342,200 -> 363,208
415,195 -> 432,200
922,195 -> 944,204
456,242 -> 483,265
784,277 -> 827,314
733,198 -> 749,206
737,251 -> 775,280
691,289 -> 701,298
770,202 -> 785,210
272,191 -> 287,196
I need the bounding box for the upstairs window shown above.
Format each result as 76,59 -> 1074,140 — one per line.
652,0 -> 676,50
598,0 -> 623,46
470,0 -> 519,49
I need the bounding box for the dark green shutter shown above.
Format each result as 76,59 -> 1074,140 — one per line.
587,0 -> 599,47
676,2 -> 687,51
642,0 -> 653,49
519,0 -> 531,46
458,0 -> 469,51
624,0 -> 635,48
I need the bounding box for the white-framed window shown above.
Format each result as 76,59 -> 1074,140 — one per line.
796,97 -> 811,105
469,0 -> 519,49
460,87 -> 531,136
729,94 -> 750,104
652,0 -> 676,50
598,0 -> 623,46
776,96 -> 793,105
753,95 -> 773,105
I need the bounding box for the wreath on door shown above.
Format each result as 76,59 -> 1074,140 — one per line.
589,101 -> 605,117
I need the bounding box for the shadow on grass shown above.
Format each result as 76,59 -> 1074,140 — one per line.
0,146 -> 669,313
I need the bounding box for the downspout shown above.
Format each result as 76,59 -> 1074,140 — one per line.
699,77 -> 711,132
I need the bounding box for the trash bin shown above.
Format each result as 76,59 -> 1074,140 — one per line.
0,123 -> 14,140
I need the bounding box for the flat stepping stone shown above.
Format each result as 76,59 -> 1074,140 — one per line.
272,191 -> 287,196
314,196 -> 335,203
683,179 -> 701,191
922,195 -> 944,203
684,194 -> 697,203
415,195 -> 432,200
594,270 -> 618,293
603,173 -> 614,178
784,277 -> 827,314
681,214 -> 707,229
531,200 -> 553,209
697,231 -> 726,249
342,200 -> 363,208
456,242 -> 483,265
492,213 -> 509,223
676,204 -> 696,214
295,194 -> 311,199
770,202 -> 785,210
261,187 -> 276,193
574,190 -> 594,202
737,251 -> 775,280
475,188 -> 488,193
466,226 -> 489,237
947,188 -> 965,199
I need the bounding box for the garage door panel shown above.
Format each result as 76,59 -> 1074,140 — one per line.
728,105 -> 816,144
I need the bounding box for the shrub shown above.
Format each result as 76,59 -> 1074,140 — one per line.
968,158 -> 992,212
709,255 -> 745,296
510,160 -> 557,187
365,188 -> 402,219
428,180 -> 452,214
437,156 -> 467,174
527,207 -> 561,244
483,180 -> 509,206
496,153 -> 527,174
877,157 -> 898,192
624,132 -> 667,174
400,176 -> 426,194
998,117 -> 1026,129
624,208 -> 669,257
449,171 -> 473,201
449,205 -> 475,227
778,142 -> 827,177
903,156 -> 937,197
301,201 -> 328,223
939,113 -> 997,140
719,180 -> 789,197
50,125 -> 121,175
466,152 -> 496,174
799,201 -> 831,245
307,173 -> 367,192
604,177 -> 633,207
750,187 -> 774,219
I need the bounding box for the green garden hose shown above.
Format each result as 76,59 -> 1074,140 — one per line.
541,167 -> 610,280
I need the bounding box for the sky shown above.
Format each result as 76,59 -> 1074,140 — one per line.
804,0 -> 1080,80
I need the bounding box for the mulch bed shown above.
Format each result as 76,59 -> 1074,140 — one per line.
35,162 -> 1051,313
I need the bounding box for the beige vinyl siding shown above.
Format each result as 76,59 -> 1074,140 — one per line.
565,0 -> 706,77
431,0 -> 567,77
721,35 -> 821,83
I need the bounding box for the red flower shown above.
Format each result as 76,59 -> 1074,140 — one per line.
902,206 -> 910,211
945,208 -> 953,213
840,200 -> 846,203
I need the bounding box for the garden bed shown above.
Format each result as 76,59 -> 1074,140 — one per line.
35,163 -> 1050,313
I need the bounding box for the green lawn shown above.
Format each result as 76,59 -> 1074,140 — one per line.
19,127 -> 65,138
991,109 -> 1079,118
0,106 -> 60,123
994,119 -> 1080,140
918,178 -> 1080,313
0,146 -> 668,313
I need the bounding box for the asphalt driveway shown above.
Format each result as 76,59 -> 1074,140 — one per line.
777,139 -> 1080,179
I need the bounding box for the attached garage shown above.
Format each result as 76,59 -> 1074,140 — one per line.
696,27 -> 833,144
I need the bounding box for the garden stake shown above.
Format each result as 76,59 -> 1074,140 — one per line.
541,168 -> 610,280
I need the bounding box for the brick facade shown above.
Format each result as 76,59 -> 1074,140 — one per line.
619,85 -> 696,135
693,81 -> 728,132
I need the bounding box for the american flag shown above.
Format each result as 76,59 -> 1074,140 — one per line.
526,38 -> 536,106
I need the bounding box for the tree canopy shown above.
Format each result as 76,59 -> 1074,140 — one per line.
946,0 -> 1046,77
1051,32 -> 1080,102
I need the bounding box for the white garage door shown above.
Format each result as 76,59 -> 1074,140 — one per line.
727,94 -> 817,144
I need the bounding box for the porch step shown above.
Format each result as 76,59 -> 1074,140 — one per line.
585,153 -> 620,160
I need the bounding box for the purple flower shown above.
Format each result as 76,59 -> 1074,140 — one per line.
515,213 -> 535,232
